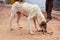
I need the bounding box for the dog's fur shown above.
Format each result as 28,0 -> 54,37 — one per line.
9,2 -> 47,35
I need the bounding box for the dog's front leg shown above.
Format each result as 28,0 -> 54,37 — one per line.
33,17 -> 39,31
27,17 -> 34,35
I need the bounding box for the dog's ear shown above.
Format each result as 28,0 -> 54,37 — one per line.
40,21 -> 47,26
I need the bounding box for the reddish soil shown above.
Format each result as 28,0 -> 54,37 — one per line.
0,7 -> 60,40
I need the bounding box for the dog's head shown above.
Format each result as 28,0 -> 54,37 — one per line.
40,21 -> 47,31
40,21 -> 47,26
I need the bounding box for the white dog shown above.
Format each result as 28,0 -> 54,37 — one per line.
9,2 -> 47,35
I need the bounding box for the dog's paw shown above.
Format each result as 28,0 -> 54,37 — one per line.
37,30 -> 42,32
10,28 -> 14,31
18,27 -> 23,29
29,32 -> 35,35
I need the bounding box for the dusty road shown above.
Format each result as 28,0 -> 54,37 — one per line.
0,7 -> 60,40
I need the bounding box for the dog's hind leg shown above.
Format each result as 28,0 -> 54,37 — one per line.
16,12 -> 22,28
9,11 -> 16,31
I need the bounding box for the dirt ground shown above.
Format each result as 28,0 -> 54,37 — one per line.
0,7 -> 60,40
